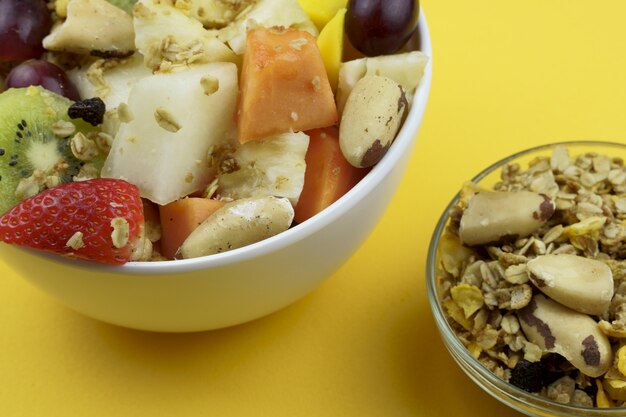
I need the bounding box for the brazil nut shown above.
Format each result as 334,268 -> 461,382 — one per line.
459,191 -> 555,246
526,254 -> 614,315
518,294 -> 612,378
179,196 -> 294,259
339,75 -> 407,168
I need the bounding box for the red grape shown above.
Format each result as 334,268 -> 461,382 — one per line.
345,0 -> 419,56
0,0 -> 52,62
6,59 -> 80,101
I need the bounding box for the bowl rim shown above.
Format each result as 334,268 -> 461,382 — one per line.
426,140 -> 626,415
19,7 -> 434,275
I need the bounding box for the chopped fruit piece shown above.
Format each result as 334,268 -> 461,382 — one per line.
67,53 -> 151,116
297,0 -> 347,30
0,86 -> 105,215
316,7 -> 346,92
337,51 -> 428,114
345,0 -> 419,56
294,127 -> 366,223
238,26 -> 338,143
217,131 -> 310,205
102,62 -> 239,205
5,59 -> 80,101
142,199 -> 160,238
186,0 -> 253,29
133,0 -> 237,72
0,178 -> 145,264
43,0 -> 135,57
0,0 -> 51,62
159,198 -> 225,259
218,0 -> 318,55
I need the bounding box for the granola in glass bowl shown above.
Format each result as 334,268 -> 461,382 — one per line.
428,141 -> 626,416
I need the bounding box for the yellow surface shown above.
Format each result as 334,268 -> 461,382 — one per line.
2,1 -> 626,416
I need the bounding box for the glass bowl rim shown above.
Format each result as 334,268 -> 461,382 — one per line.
426,140 -> 626,415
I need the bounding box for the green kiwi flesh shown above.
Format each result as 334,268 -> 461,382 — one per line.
0,86 -> 105,214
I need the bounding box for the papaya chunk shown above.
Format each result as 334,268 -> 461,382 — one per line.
238,26 -> 338,143
159,198 -> 226,259
294,127 -> 367,223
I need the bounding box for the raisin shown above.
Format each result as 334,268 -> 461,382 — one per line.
509,360 -> 545,393
68,97 -> 106,126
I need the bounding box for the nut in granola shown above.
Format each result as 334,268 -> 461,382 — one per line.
527,254 -> 614,315
459,191 -> 555,246
518,294 -> 612,378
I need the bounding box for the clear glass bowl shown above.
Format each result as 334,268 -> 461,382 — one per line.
426,141 -> 626,417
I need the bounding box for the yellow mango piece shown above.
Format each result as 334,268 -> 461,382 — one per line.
316,7 -> 346,92
297,0 -> 347,30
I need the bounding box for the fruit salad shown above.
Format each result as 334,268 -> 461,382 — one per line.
0,0 -> 428,264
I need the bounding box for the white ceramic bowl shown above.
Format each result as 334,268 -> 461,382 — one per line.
0,12 -> 432,332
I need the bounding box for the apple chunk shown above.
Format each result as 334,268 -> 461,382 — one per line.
102,62 -> 238,205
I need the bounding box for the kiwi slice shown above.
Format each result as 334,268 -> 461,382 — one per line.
0,86 -> 105,214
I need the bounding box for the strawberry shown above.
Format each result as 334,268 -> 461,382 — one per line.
0,178 -> 146,264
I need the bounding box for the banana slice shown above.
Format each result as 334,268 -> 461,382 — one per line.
217,131 -> 309,205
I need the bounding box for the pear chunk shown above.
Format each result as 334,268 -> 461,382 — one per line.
186,0 -> 255,29
336,51 -> 428,114
67,54 -> 151,112
217,0 -> 317,54
44,0 -> 135,57
102,62 -> 238,205
133,0 -> 238,72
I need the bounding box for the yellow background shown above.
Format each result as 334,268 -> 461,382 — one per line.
2,1 -> 626,416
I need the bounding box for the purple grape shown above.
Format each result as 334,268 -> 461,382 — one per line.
345,0 -> 419,56
0,0 -> 52,62
6,59 -> 80,101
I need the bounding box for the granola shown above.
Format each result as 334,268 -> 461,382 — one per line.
437,145 -> 626,408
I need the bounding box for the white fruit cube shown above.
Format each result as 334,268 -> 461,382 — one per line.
134,0 -> 237,71
336,51 -> 429,114
102,62 -> 238,205
218,0 -> 318,54
68,53 -> 152,112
